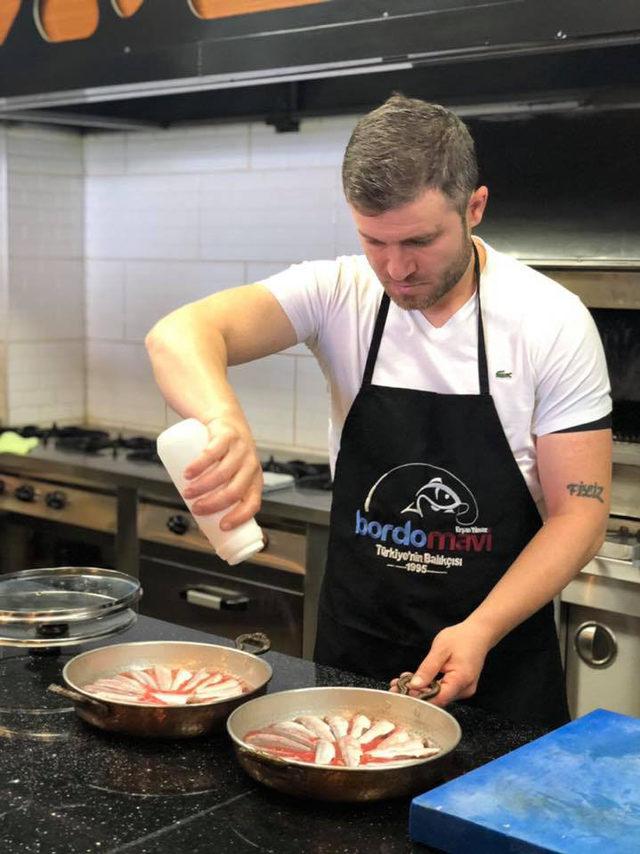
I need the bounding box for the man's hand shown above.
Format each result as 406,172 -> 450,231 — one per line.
389,620 -> 494,707
181,414 -> 263,530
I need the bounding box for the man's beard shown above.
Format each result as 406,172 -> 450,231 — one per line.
387,232 -> 474,312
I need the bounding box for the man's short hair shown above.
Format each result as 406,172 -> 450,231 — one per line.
342,93 -> 479,216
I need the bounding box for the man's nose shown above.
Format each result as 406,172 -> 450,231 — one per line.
386,248 -> 416,281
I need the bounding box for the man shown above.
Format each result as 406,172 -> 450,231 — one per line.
146,94 -> 611,728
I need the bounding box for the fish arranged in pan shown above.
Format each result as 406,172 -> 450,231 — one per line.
244,712 -> 441,767
82,665 -> 251,706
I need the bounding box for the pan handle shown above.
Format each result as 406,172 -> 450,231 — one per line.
395,672 -> 441,702
47,683 -> 111,716
234,632 -> 271,656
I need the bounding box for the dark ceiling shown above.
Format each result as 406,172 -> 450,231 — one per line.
23,41 -> 639,132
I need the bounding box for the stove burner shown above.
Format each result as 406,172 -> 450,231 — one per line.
55,433 -> 112,454
125,449 -> 162,464
262,456 -> 333,491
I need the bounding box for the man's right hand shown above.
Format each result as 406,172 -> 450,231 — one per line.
181,414 -> 263,530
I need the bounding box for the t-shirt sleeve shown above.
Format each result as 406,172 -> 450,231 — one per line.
259,260 -> 342,348
531,296 -> 612,437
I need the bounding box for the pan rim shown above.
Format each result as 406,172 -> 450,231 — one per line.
226,685 -> 461,772
62,639 -> 273,709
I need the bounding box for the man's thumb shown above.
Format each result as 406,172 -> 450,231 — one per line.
410,646 -> 448,689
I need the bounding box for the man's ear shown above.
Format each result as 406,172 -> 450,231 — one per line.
467,186 -> 489,228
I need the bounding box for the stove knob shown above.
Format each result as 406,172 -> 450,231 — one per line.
14,484 -> 35,502
45,490 -> 67,510
167,514 -> 190,535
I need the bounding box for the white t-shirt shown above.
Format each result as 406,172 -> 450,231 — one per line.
262,239 -> 611,512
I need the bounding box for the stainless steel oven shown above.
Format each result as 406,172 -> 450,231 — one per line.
548,264 -> 640,717
560,446 -> 640,716
136,500 -> 307,656
0,436 -> 313,657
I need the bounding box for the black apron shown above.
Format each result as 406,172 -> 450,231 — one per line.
314,246 -> 569,729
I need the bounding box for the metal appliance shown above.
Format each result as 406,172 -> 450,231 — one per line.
0,425 -> 331,657
553,267 -> 640,717
560,461 -> 640,718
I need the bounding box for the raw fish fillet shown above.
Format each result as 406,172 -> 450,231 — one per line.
374,727 -> 412,750
268,722 -> 316,747
369,740 -> 440,759
338,735 -> 362,767
349,714 -> 371,740
246,732 -> 310,753
325,714 -> 349,739
314,740 -> 336,765
296,715 -> 335,741
358,719 -> 396,745
82,665 -> 250,707
170,667 -> 194,691
153,664 -> 173,691
244,711 -> 441,767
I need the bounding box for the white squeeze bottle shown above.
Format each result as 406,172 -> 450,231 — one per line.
157,418 -> 264,565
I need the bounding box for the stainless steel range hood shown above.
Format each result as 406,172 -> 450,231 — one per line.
1,1 -> 640,129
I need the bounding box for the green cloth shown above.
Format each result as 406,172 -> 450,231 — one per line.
0,431 -> 39,455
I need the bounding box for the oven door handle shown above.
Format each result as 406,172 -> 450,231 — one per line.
182,585 -> 250,611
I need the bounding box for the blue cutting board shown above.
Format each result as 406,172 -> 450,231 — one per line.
410,709 -> 640,854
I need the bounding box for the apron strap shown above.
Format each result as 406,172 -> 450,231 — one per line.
474,245 -> 490,396
363,242 -> 490,396
362,291 -> 390,387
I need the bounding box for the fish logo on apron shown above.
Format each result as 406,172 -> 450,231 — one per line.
357,462 -> 491,576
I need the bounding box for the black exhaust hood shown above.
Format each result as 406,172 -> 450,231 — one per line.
0,1 -> 639,130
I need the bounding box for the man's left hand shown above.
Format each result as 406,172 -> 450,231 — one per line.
389,620 -> 494,706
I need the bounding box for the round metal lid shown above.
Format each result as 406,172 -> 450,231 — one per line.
0,608 -> 138,648
0,567 -> 141,647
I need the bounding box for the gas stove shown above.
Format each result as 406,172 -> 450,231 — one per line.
0,423 -> 333,490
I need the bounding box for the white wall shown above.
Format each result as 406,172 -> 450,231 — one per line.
0,128 -> 8,422
5,126 -> 85,426
84,116 -> 362,453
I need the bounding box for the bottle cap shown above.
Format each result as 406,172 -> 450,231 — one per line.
215,523 -> 264,565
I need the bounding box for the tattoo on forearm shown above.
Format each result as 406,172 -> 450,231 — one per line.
566,481 -> 605,503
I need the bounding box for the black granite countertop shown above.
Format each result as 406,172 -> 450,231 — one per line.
0,615 -> 547,854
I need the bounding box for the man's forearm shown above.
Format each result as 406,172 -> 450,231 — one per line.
466,513 -> 607,648
146,307 -> 244,427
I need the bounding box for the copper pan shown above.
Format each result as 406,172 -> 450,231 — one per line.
48,633 -> 272,738
226,686 -> 461,802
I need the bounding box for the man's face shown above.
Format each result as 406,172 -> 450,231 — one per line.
351,186 -> 487,312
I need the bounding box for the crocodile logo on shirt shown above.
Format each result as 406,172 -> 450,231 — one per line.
495,370 -> 512,378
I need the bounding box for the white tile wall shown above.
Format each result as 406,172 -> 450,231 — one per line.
294,356 -> 331,450
86,259 -> 126,340
7,341 -> 84,425
83,116 -> 364,451
124,260 -> 244,342
4,127 -> 85,425
126,125 -> 249,175
229,355 -> 296,447
0,116 -> 363,449
86,341 -> 165,431
249,116 -> 356,170
0,129 -> 8,420
198,169 -> 338,262
6,126 -> 83,177
8,258 -> 84,341
85,174 -> 200,260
